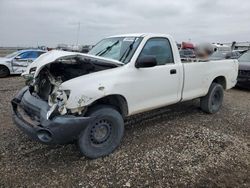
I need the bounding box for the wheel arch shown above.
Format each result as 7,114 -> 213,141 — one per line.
88,94 -> 129,117
211,76 -> 227,89
0,64 -> 11,77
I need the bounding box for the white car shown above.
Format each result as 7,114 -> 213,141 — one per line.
12,33 -> 238,159
0,49 -> 46,77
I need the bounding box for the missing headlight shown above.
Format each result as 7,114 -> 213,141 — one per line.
47,90 -> 71,119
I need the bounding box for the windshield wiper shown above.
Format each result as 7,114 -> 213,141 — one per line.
119,38 -> 137,62
95,40 -> 119,56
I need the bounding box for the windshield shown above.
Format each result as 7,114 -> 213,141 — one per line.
5,51 -> 20,58
238,51 -> 250,62
88,37 -> 142,64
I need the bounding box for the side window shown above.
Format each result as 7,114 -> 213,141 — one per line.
139,38 -> 174,65
18,52 -> 30,59
29,51 -> 38,58
18,51 -> 43,59
37,51 -> 45,57
28,51 -> 41,58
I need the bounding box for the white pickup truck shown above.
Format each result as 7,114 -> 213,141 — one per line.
12,33 -> 238,159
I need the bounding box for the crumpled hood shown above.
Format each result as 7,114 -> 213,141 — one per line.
239,62 -> 250,71
22,50 -> 124,77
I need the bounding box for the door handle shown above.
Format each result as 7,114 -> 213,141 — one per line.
170,69 -> 177,74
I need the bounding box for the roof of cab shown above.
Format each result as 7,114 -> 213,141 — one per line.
106,33 -> 173,40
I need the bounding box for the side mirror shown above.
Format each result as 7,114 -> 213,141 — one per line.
15,56 -> 21,60
135,56 -> 157,68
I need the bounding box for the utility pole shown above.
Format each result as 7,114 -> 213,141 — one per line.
76,22 -> 81,46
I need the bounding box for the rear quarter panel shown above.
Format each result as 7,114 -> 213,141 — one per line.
182,59 -> 238,101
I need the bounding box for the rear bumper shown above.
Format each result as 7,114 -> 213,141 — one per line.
11,87 -> 93,144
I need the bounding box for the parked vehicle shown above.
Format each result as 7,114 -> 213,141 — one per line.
0,49 -> 46,78
12,33 -> 238,159
212,43 -> 231,53
225,51 -> 241,59
181,42 -> 195,50
209,51 -> 240,60
233,49 -> 248,55
179,49 -> 196,59
209,51 -> 227,60
237,50 -> 250,88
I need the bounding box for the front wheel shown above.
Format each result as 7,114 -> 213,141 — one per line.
0,65 -> 10,78
78,105 -> 124,159
200,83 -> 224,114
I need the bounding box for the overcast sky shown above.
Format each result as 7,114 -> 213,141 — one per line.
0,0 -> 250,47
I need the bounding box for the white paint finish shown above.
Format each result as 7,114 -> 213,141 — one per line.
0,58 -> 13,73
121,63 -> 183,114
0,50 -> 45,75
59,34 -> 184,114
181,59 -> 238,101
26,33 -> 238,116
0,57 -> 28,75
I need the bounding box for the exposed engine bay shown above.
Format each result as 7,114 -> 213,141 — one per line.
32,56 -> 117,100
27,56 -> 118,116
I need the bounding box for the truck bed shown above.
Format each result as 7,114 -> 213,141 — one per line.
181,59 -> 238,101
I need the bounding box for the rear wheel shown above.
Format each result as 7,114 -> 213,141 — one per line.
0,65 -> 10,78
78,105 -> 124,159
200,83 -> 224,114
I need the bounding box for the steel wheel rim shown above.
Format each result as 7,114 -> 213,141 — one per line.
90,119 -> 112,145
212,90 -> 222,109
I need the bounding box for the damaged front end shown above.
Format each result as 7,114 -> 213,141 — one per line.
24,52 -> 120,118
11,86 -> 93,144
12,51 -> 121,144
25,65 -> 75,120
32,67 -> 71,119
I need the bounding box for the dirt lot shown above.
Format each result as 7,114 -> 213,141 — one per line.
0,76 -> 249,187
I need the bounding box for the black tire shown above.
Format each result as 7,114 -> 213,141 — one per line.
200,83 -> 224,114
78,105 -> 124,159
0,65 -> 10,78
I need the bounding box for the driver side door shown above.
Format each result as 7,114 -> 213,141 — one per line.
127,37 -> 183,114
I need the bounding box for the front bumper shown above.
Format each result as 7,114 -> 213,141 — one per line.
11,87 -> 93,144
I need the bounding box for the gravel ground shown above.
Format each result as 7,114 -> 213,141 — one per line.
0,76 -> 249,187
